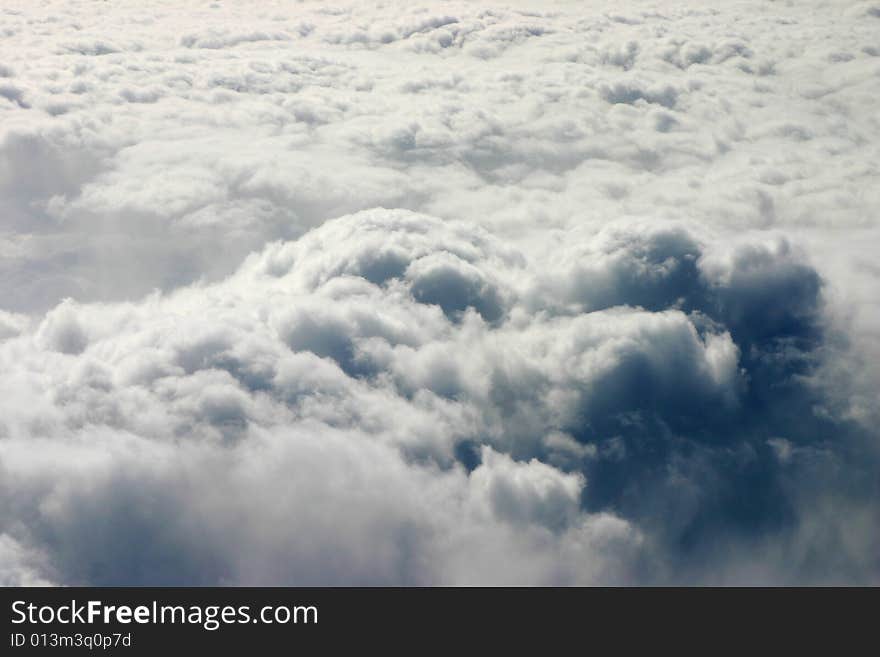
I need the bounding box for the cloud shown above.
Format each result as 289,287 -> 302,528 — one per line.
1,206 -> 876,584
0,0 -> 878,585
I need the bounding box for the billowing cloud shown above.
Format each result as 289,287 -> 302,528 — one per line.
0,0 -> 878,585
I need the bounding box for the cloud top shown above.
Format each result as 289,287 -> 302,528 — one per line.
1,0 -> 878,585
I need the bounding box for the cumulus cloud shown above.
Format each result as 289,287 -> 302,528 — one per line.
0,0 -> 878,585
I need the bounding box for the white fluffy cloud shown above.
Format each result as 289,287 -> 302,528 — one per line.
1,0 -> 878,585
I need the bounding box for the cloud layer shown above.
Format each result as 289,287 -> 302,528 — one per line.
1,0 -> 879,585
